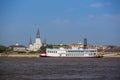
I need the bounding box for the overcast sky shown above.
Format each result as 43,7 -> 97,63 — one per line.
0,0 -> 120,47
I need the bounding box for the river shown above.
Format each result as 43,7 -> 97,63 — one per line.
0,57 -> 120,80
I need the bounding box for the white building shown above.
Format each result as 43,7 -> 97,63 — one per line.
69,42 -> 84,49
29,29 -> 42,51
9,43 -> 26,51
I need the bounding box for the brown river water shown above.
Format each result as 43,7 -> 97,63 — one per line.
0,57 -> 120,80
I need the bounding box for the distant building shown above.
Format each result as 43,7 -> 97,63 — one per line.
70,42 -> 84,49
69,40 -> 95,49
9,43 -> 26,51
29,28 -> 42,51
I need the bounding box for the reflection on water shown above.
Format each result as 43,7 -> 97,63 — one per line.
0,57 -> 120,80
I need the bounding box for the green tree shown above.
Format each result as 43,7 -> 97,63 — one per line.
39,44 -> 53,52
40,46 -> 46,51
0,45 -> 7,53
46,44 -> 53,49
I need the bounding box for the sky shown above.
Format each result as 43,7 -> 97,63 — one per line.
0,0 -> 120,47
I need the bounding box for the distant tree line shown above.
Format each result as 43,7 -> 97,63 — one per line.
0,45 -> 12,53
52,44 -> 71,49
0,44 -> 53,54
40,44 -> 70,52
40,44 -> 53,52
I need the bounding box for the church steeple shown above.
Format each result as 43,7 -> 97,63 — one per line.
29,37 -> 32,45
36,28 -> 40,38
29,28 -> 42,51
43,37 -> 46,47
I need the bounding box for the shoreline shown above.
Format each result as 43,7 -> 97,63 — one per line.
0,55 -> 120,58
0,54 -> 39,58
103,56 -> 120,58
0,53 -> 120,58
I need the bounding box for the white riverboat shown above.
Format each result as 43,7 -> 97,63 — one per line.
40,47 -> 98,57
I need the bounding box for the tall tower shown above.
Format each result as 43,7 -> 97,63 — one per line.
36,28 -> 40,38
34,28 -> 42,51
29,37 -> 32,45
83,38 -> 87,49
29,37 -> 33,51
43,37 -> 46,47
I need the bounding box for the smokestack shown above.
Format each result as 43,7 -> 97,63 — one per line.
84,38 -> 87,49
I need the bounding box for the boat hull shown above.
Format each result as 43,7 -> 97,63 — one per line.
46,53 -> 99,58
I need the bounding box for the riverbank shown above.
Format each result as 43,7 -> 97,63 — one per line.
103,55 -> 120,58
103,52 -> 120,58
0,53 -> 39,58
